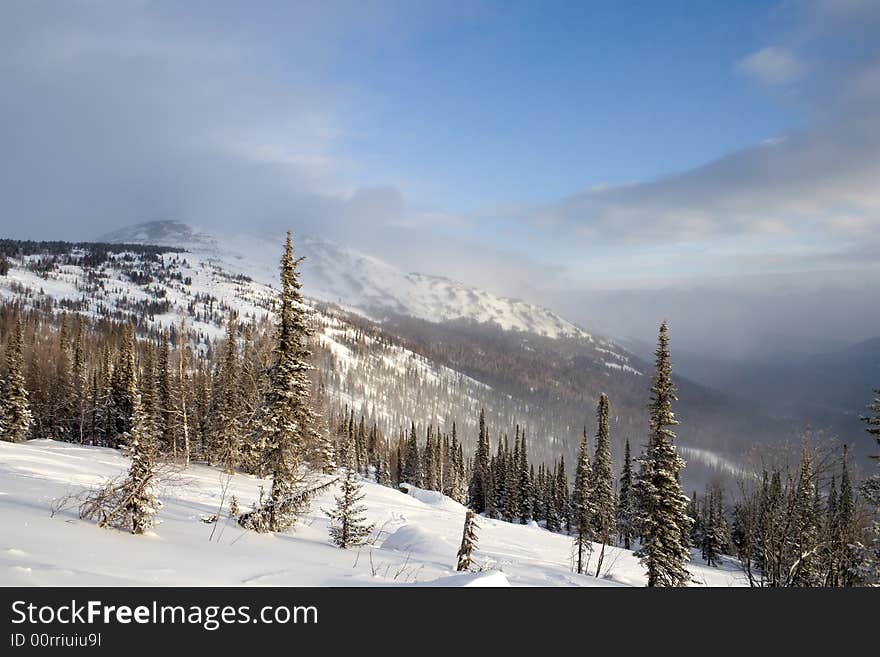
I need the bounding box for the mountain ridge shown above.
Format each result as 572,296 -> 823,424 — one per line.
97,221 -> 593,341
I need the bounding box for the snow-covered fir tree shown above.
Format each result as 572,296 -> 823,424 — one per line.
571,429 -> 594,574
517,432 -> 533,523
456,509 -> 480,571
156,329 -> 177,457
325,466 -> 374,549
110,323 -> 137,448
589,393 -> 616,576
617,438 -> 636,549
468,408 -> 491,514
254,231 -> 318,532
635,321 -> 692,587
216,310 -> 241,475
858,389 -> 880,585
124,371 -> 162,535
556,455 -> 570,532
791,443 -> 820,586
402,421 -> 421,486
1,318 -> 33,443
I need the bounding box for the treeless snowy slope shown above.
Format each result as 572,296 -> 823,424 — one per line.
0,441 -> 747,587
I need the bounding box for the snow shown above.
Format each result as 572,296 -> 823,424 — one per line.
98,221 -> 593,340
0,440 -> 749,587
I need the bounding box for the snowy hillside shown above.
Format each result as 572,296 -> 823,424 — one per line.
0,440 -> 746,586
98,221 -> 592,340
0,244 -> 500,445
0,236 -> 774,485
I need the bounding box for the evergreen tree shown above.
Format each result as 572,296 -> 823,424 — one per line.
255,232 -> 317,532
217,310 -> 241,474
124,366 -> 162,534
572,431 -> 594,574
545,464 -> 560,532
492,436 -> 507,519
403,421 -> 421,486
456,510 -> 480,571
325,467 -> 374,549
313,382 -> 336,474
837,446 -> 856,586
617,438 -> 636,549
635,321 -> 692,587
455,440 -> 466,503
589,393 -> 615,575
393,437 -> 403,487
111,323 -> 137,448
53,311 -> 73,440
425,426 -> 439,491
504,433 -> 519,522
517,432 -> 533,523
791,443 -> 820,586
468,408 -> 491,513
96,344 -> 114,447
556,456 -> 570,532
858,389 -> 880,585
157,329 -> 176,456
1,319 -> 33,443
699,484 -> 728,567
377,441 -> 392,487
71,315 -> 86,443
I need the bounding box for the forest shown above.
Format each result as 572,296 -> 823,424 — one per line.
1,233 -> 879,587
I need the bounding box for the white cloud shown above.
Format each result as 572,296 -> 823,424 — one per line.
737,46 -> 804,86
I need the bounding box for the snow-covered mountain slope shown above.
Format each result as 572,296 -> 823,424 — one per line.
0,439 -> 747,586
0,235 -> 784,488
0,243 -> 498,443
98,221 -> 592,340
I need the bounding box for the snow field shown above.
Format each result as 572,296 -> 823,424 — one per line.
0,440 -> 747,587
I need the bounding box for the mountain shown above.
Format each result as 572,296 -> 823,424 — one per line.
1,226 -> 797,489
98,221 -> 590,340
668,338 -> 880,465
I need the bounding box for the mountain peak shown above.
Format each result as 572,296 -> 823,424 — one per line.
96,221 -> 591,340
97,221 -> 218,249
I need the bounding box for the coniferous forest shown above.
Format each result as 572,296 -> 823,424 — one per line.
1,232 -> 877,587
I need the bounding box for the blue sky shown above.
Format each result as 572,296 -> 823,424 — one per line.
332,1 -> 797,212
1,0 -> 879,352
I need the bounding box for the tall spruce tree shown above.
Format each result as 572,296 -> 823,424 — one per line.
859,389 -> 880,585
71,316 -> 86,443
617,438 -> 636,549
791,443 -> 820,586
517,432 -> 533,523
124,367 -> 162,535
217,310 -> 241,475
556,456 -> 570,532
836,446 -> 856,586
111,323 -> 137,448
402,421 -> 421,486
1,318 -> 33,443
590,393 -> 616,576
255,232 -> 317,532
635,321 -> 692,587
157,329 -> 176,457
469,408 -> 491,513
572,430 -> 594,574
